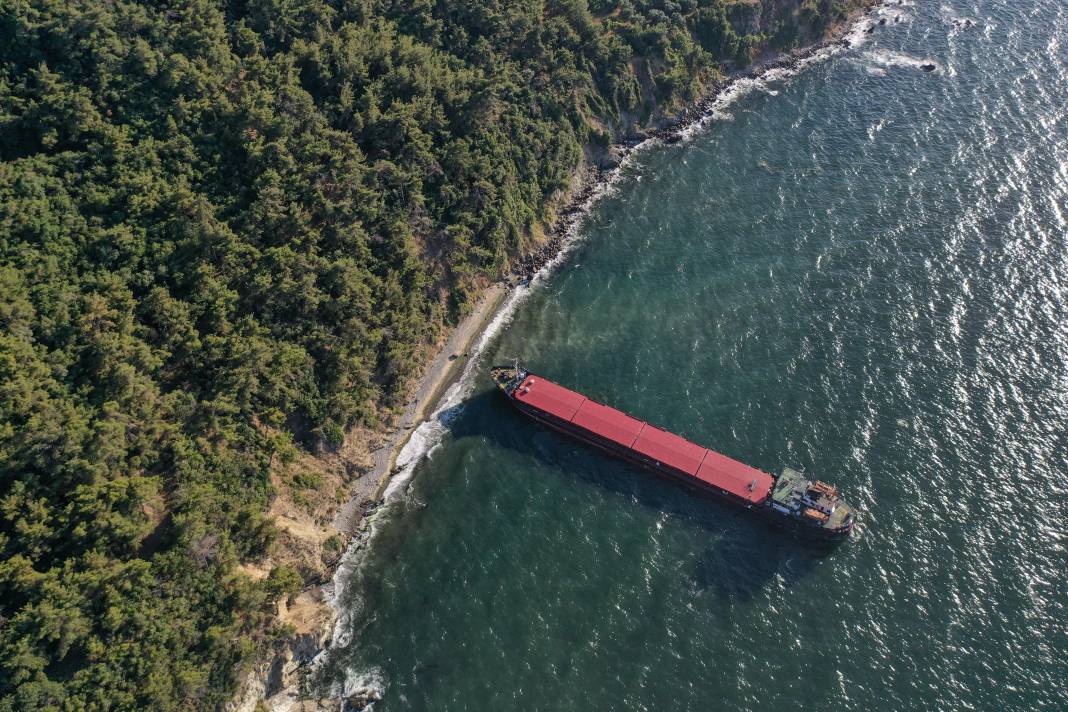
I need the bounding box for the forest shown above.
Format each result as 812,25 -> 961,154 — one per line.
0,0 -> 861,708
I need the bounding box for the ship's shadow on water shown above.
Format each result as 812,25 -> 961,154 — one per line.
439,387 -> 832,602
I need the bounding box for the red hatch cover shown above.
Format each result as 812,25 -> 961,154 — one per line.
696,450 -> 774,503
571,399 -> 645,448
632,425 -> 708,476
513,375 -> 586,421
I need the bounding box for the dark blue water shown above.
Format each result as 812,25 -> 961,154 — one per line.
319,2 -> 1068,709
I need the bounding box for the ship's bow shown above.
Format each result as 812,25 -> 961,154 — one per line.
490,365 -> 523,394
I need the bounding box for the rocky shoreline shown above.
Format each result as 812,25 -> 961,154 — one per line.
508,171 -> 595,281
651,37 -> 854,144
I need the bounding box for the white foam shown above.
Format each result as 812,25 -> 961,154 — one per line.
863,49 -> 939,73
328,666 -> 387,708
674,8 -> 883,143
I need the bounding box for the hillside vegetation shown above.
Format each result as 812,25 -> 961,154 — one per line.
0,0 -> 861,708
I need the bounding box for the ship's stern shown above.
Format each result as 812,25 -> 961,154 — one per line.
769,467 -> 855,541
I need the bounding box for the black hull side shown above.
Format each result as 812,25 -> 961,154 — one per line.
510,398 -> 850,543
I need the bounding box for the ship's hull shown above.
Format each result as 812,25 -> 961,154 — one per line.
508,394 -> 852,543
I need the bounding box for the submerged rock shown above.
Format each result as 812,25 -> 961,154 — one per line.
921,63 -> 937,72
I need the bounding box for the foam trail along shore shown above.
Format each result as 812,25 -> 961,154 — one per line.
675,4 -> 896,141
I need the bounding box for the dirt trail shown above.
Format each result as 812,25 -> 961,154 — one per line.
332,284 -> 507,531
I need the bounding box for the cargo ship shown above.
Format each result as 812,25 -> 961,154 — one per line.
491,365 -> 854,542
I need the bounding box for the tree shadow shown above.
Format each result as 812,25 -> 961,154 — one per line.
437,386 -> 836,602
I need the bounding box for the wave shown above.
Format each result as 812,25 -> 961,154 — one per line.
326,666 -> 386,708
674,7 -> 885,142
863,49 -> 940,72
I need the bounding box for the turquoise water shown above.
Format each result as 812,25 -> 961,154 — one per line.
318,2 -> 1068,709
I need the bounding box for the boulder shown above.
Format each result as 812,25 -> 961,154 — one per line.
343,686 -> 383,711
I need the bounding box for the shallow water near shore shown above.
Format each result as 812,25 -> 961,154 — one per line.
316,1 -> 1068,709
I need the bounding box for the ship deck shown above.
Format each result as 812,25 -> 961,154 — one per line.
511,373 -> 773,503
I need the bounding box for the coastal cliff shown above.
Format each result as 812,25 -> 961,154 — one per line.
0,1 -> 872,710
